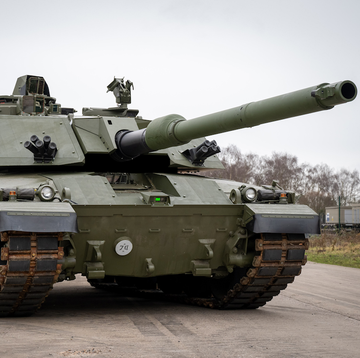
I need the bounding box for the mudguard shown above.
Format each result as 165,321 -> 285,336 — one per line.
0,202 -> 78,233
245,203 -> 320,234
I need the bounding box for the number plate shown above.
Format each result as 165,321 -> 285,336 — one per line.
115,240 -> 133,256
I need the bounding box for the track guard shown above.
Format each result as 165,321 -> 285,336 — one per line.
0,202 -> 78,233
244,203 -> 320,234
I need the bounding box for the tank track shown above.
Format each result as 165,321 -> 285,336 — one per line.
183,233 -> 308,309
0,231 -> 63,317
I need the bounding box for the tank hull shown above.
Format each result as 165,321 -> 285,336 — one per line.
0,172 -> 315,315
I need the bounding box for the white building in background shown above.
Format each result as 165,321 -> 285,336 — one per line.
325,203 -> 360,228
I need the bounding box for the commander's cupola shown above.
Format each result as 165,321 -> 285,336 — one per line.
0,75 -> 75,116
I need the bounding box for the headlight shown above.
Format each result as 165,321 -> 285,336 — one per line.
38,185 -> 55,201
241,187 -> 257,202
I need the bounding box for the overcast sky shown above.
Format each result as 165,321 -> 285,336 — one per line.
1,0 -> 359,172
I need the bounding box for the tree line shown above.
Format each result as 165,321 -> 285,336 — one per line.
206,145 -> 360,215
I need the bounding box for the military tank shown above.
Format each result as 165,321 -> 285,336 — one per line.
0,75 -> 357,316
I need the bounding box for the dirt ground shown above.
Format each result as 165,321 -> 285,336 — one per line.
1,261 -> 359,358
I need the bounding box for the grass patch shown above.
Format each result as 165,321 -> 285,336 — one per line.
307,231 -> 360,269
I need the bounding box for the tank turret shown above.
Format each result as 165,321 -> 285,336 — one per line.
0,76 -> 356,171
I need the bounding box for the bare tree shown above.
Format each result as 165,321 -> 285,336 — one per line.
333,168 -> 360,205
204,145 -> 360,214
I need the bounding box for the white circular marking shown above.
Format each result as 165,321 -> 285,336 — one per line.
115,240 -> 133,256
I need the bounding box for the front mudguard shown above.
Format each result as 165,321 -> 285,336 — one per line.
0,202 -> 78,233
244,203 -> 320,234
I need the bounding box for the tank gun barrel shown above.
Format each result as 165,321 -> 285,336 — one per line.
114,80 -> 356,161
171,80 -> 356,144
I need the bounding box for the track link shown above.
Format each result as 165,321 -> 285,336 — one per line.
184,233 -> 308,309
0,231 -> 63,317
